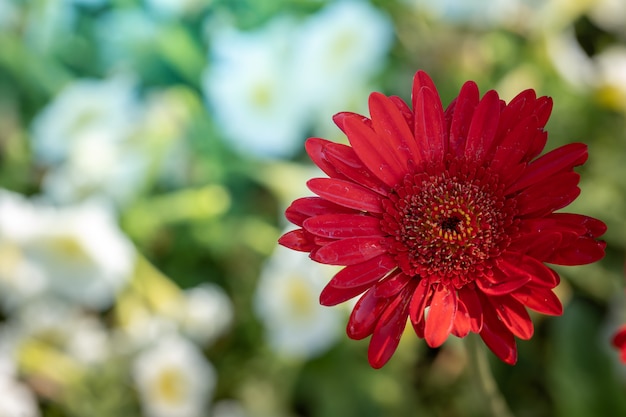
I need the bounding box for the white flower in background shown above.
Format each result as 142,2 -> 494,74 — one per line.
133,335 -> 216,417
119,283 -> 233,350
293,0 -> 393,116
202,17 -> 308,159
179,283 -> 234,346
212,400 -> 248,417
0,190 -> 135,310
30,75 -> 149,206
4,298 -> 111,365
254,246 -> 343,360
0,339 -> 41,417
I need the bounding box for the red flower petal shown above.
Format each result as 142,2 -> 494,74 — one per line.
343,113 -> 406,187
459,285 -> 483,333
368,285 -> 414,368
424,284 -> 457,348
515,171 -> 580,217
414,86 -> 446,166
285,196 -> 355,226
546,238 -> 607,265
303,213 -> 382,239
277,229 -> 318,252
373,271 -> 412,298
307,178 -> 384,213
409,280 -> 432,335
369,92 -> 422,172
487,295 -> 534,340
448,80 -> 479,159
322,141 -> 390,195
451,298 -> 472,338
510,285 -> 562,316
305,137 -> 348,180
320,280 -> 372,307
490,115 -> 537,173
480,307 -> 518,365
465,90 -> 500,163
311,236 -> 386,265
347,288 -> 389,339
327,254 -> 396,289
507,142 -> 588,194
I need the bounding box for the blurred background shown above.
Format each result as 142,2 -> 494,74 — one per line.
0,0 -> 625,416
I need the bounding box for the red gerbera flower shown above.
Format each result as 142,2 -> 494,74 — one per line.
278,71 -> 607,368
613,325 -> 626,363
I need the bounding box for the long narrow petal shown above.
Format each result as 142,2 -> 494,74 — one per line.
448,81 -> 479,159
488,295 -> 534,340
369,92 -> 421,171
546,238 -> 607,265
304,213 -> 383,238
323,142 -> 390,195
347,288 -> 389,339
514,171 -> 580,217
312,236 -> 386,266
424,284 -> 457,348
414,86 -> 446,166
464,90 -> 500,163
278,229 -> 318,252
510,285 -> 562,316
506,142 -> 588,194
307,178 -> 384,213
409,280 -> 432,335
368,285 -> 414,368
343,113 -> 406,187
285,196 -> 356,226
459,285 -> 483,332
320,280 -> 372,306
490,115 -> 537,173
327,254 -> 396,289
305,137 -> 348,180
373,271 -> 412,298
480,306 -> 518,365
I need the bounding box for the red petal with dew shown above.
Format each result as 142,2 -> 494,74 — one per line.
507,142 -> 588,194
285,196 -> 356,226
465,90 -> 500,163
278,229 -> 318,252
510,285 -> 563,316
424,284 -> 457,348
368,285 -> 415,368
303,213 -> 383,239
480,306 -> 518,365
414,86 -> 446,166
448,80 -> 479,159
327,254 -> 396,289
459,285 -> 483,333
307,178 -> 384,213
322,141 -> 390,195
373,271 -> 412,298
487,294 -> 534,340
311,236 -> 386,266
305,137 -> 348,180
369,92 -> 421,172
347,288 -> 390,340
343,113 -> 406,187
515,171 -> 580,217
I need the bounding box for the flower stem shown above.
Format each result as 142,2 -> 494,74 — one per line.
465,333 -> 515,417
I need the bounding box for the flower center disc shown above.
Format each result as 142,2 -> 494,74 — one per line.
381,169 -> 515,288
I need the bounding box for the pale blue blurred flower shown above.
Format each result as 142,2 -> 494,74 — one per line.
203,16 -> 309,159
412,0 -> 527,26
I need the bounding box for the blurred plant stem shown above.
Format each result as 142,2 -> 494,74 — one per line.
466,333 -> 515,417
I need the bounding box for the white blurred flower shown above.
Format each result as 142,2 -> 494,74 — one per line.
133,335 -> 216,417
202,17 -> 309,159
0,190 -> 135,310
254,246 -> 343,360
179,283 -> 234,346
293,0 -> 393,116
0,338 -> 41,417
30,75 -> 150,206
4,298 -> 111,365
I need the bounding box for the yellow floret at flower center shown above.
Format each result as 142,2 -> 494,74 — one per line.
381,169 -> 514,288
